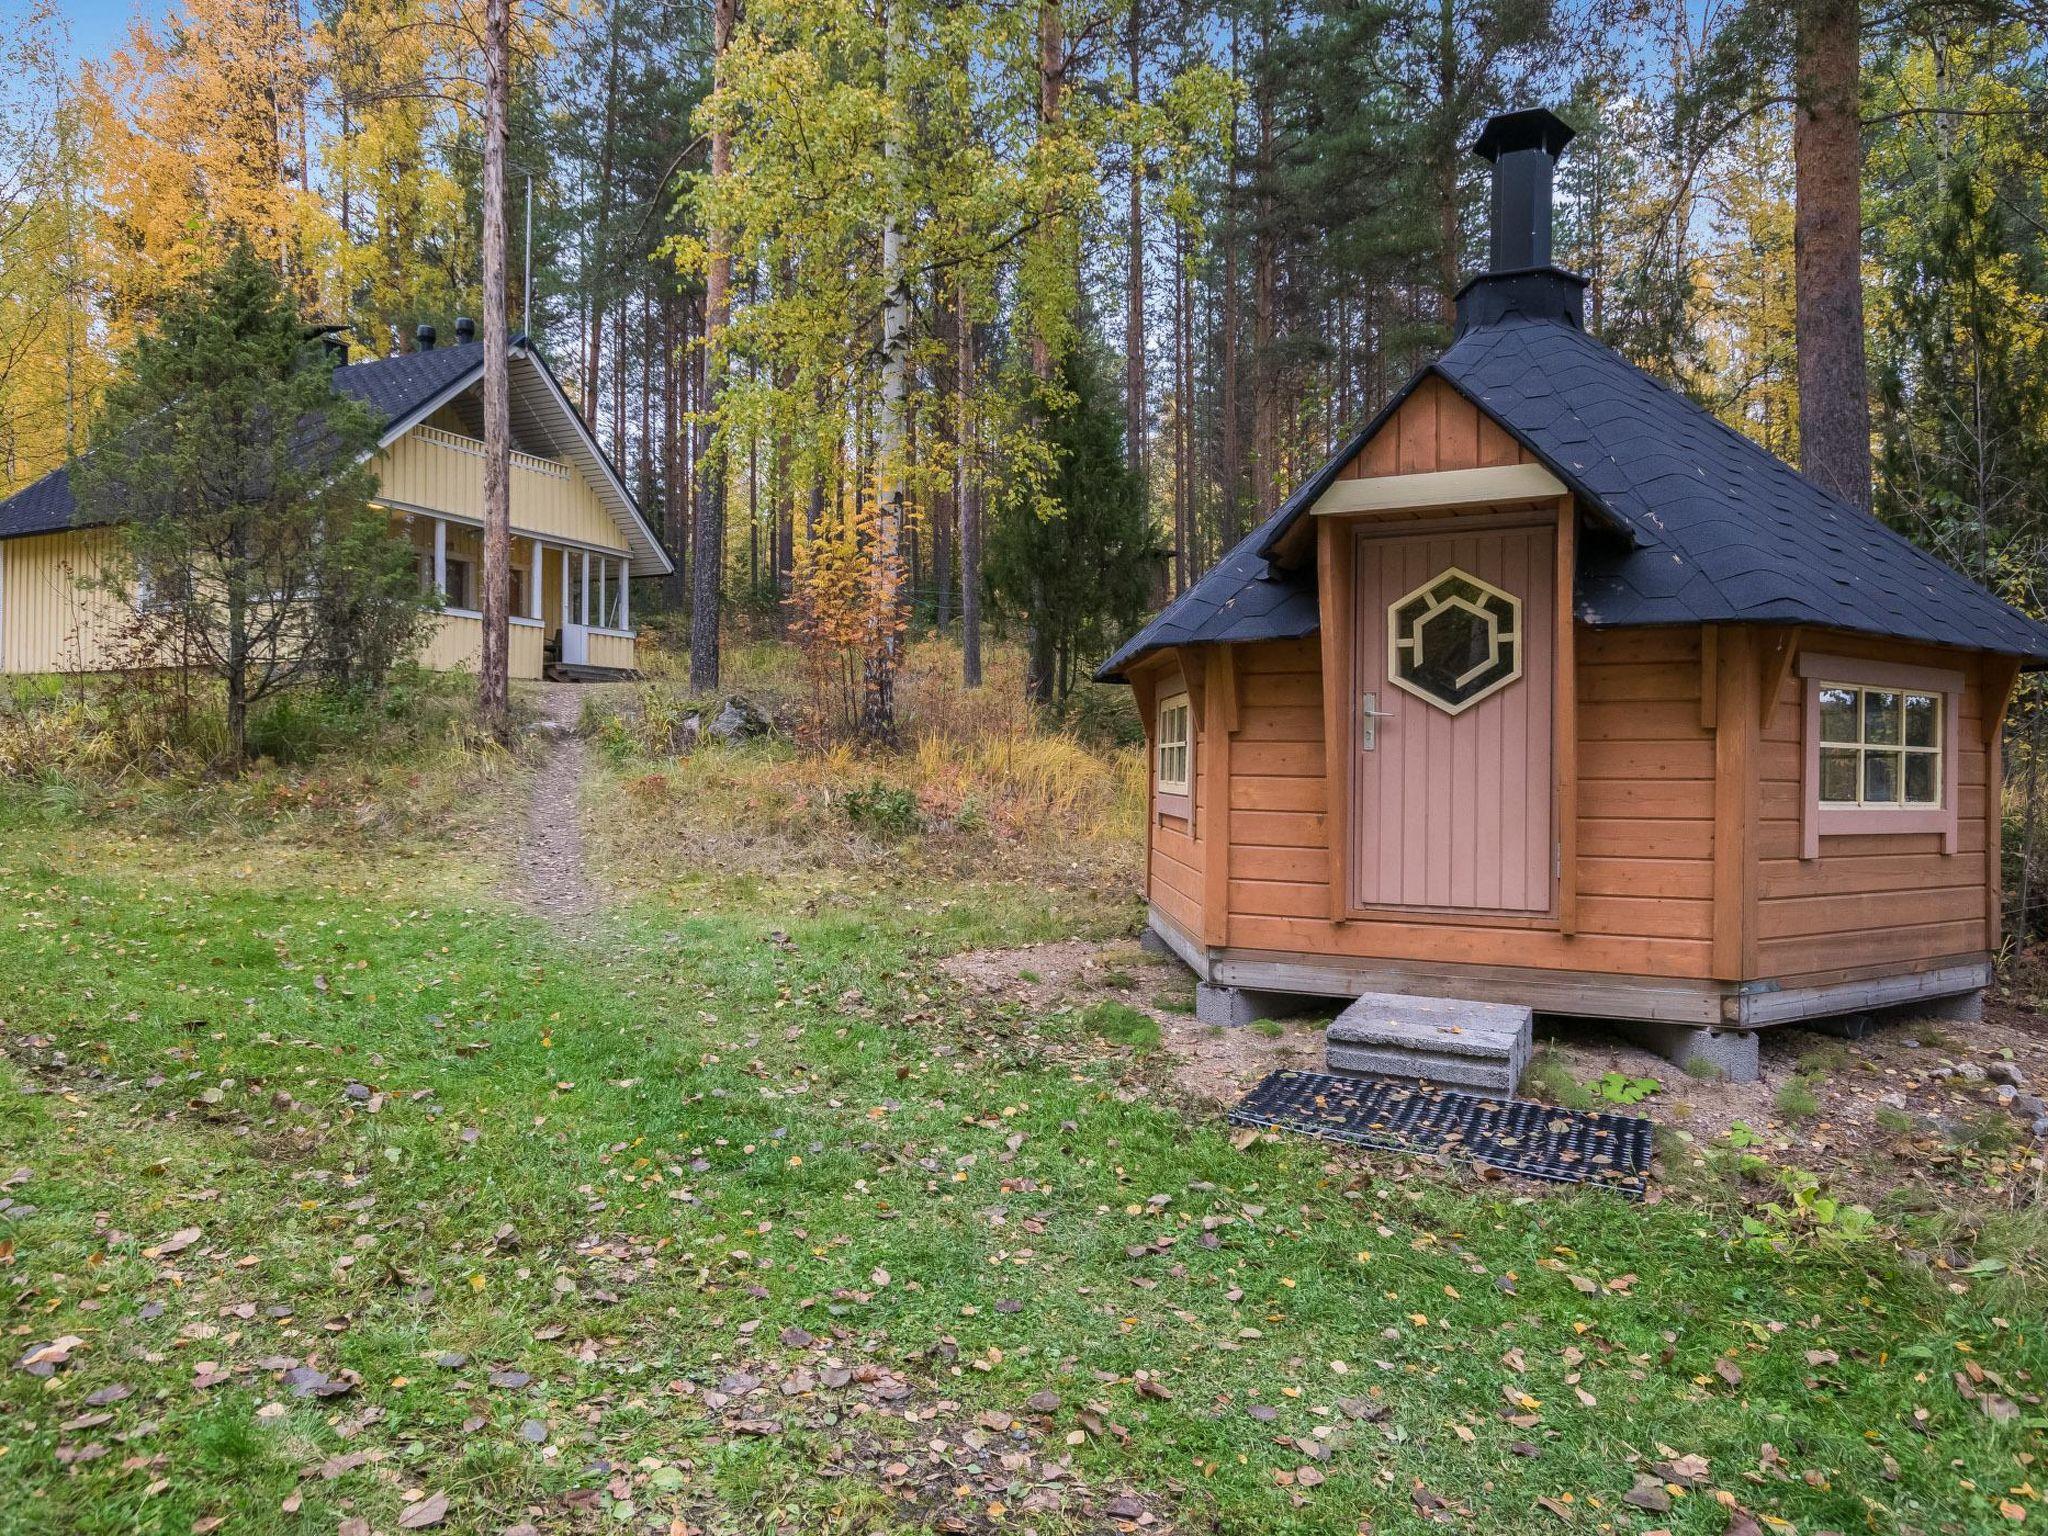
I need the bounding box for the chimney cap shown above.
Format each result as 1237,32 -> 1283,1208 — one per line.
1471,107 -> 1575,163
416,322 -> 437,350
454,316 -> 476,342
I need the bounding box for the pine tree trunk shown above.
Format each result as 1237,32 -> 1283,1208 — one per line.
932,285 -> 957,633
690,0 -> 736,693
957,277 -> 983,688
584,26 -> 622,429
670,294 -> 697,606
638,285 -> 653,501
772,259 -> 796,631
1434,0 -> 1462,328
1792,0 -> 1870,511
1125,0 -> 1145,482
1218,53 -> 1243,555
1252,56 -> 1278,517
477,0 -> 512,741
1174,220 -> 1191,588
1024,0 -> 1064,702
1030,0 -> 1065,385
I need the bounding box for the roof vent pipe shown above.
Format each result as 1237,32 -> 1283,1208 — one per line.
1473,107 -> 1574,273
416,322 -> 437,351
454,316 -> 476,343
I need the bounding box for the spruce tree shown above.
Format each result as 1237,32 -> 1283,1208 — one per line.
987,340 -> 1157,701
75,242 -> 423,766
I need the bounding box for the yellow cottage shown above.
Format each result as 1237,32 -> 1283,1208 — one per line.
0,322 -> 674,681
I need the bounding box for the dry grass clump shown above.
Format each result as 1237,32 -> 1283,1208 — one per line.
582,637 -> 1147,891
0,668 -> 522,851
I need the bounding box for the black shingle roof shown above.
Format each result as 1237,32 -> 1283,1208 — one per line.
1095,497 -> 1321,680
0,342 -> 486,542
1098,313 -> 2048,680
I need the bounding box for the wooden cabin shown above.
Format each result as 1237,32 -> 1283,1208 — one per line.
0,324 -> 670,682
1099,109 -> 2048,1081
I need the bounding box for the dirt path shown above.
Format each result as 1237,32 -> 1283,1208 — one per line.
501,681 -> 600,925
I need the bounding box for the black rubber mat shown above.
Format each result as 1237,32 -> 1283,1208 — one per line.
1228,1069 -> 1654,1198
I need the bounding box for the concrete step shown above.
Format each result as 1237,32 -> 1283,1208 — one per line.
544,663 -> 641,683
1326,992 -> 1533,1095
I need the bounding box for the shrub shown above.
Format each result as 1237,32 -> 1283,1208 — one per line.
246,695 -> 331,765
843,781 -> 921,837
1049,683 -> 1144,749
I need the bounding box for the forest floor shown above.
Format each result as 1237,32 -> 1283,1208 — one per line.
1,660 -> 2045,1535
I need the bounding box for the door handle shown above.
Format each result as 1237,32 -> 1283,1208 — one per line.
1361,691 -> 1392,750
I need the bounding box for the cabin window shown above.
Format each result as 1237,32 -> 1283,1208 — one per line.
1816,683 -> 1941,808
444,557 -> 474,612
1386,566 -> 1523,714
134,558 -> 189,614
1155,692 -> 1191,803
1798,653 -> 1962,859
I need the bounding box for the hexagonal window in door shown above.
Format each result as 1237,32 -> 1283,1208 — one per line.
1385,566 -> 1524,714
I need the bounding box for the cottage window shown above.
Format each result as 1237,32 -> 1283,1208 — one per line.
1817,684 -> 1941,808
1156,692 -> 1191,800
1799,653 -> 1961,859
444,557 -> 473,612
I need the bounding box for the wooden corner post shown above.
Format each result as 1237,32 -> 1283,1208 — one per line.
1984,654 -> 2023,952
1711,626 -> 1762,981
1199,646 -> 1237,947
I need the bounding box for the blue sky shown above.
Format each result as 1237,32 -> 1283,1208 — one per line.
52,0 -> 148,66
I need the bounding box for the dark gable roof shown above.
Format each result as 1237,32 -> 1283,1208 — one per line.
335,338 -> 487,425
1099,314 -> 2048,680
0,341 -> 487,542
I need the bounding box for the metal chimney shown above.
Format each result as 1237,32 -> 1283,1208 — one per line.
1453,106 -> 1587,335
416,322 -> 437,351
1473,108 -> 1574,272
454,316 -> 476,343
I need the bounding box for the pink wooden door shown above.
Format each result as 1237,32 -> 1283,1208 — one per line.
1351,521 -> 1555,912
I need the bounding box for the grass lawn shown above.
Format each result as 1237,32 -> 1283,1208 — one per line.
0,734 -> 2044,1535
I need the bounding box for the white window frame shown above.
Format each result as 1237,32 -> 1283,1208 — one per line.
1155,690 -> 1192,808
1798,653 -> 1961,859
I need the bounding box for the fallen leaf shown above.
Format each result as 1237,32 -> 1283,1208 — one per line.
398,1491 -> 448,1529
1623,1477 -> 1672,1513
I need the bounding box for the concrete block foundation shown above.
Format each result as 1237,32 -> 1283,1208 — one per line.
1195,983 -> 1296,1029
1900,988 -> 1985,1024
1619,1021 -> 1761,1084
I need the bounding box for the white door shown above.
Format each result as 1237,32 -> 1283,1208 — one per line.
560,547 -> 589,664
